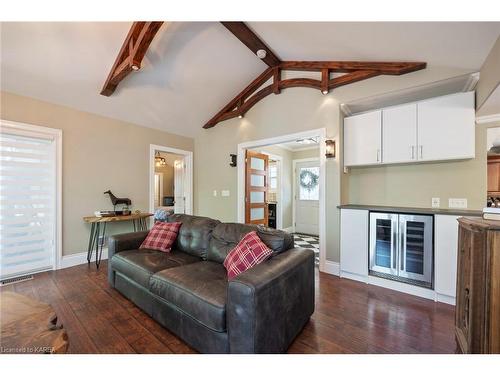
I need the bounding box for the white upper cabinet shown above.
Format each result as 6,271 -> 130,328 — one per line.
382,103 -> 417,164
417,91 -> 475,162
344,110 -> 382,167
343,91 -> 475,167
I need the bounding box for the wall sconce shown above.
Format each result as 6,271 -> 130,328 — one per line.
229,154 -> 237,167
325,139 -> 336,158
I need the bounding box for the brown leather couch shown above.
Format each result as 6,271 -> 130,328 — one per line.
107,214 -> 315,353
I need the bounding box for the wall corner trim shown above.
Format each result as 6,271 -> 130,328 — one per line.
476,113 -> 500,124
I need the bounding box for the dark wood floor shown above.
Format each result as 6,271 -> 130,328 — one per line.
1,261 -> 456,354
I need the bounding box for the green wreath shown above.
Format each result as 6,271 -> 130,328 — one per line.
299,169 -> 319,191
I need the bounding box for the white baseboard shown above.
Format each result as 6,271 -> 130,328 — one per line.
340,271 -> 368,283
436,293 -> 456,306
322,260 -> 340,276
60,248 -> 108,269
282,226 -> 294,233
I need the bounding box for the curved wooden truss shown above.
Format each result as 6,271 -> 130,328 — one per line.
203,61 -> 426,129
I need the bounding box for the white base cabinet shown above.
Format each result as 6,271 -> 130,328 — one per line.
340,209 -> 369,281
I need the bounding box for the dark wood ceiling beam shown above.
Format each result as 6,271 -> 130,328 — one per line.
101,21 -> 163,96
279,61 -> 426,75
221,22 -> 281,67
321,68 -> 329,94
328,70 -> 380,89
272,67 -> 281,94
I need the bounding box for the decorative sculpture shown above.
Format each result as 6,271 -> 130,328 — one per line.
103,190 -> 132,211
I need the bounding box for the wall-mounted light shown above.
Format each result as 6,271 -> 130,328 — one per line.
322,90 -> 328,95
325,139 -> 336,158
229,154 -> 237,167
131,64 -> 140,71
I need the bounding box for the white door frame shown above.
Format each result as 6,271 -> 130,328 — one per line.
237,128 -> 327,272
149,144 -> 193,216
0,119 -> 63,271
259,152 -> 283,230
292,157 -> 320,234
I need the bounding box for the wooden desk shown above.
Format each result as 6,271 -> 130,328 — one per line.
83,213 -> 153,268
0,291 -> 68,354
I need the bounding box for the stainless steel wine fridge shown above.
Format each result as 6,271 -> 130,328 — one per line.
369,212 -> 433,288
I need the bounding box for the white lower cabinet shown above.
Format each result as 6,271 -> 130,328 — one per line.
434,215 -> 460,304
340,209 -> 369,281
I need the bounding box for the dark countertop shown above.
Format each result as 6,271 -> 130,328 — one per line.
337,204 -> 483,217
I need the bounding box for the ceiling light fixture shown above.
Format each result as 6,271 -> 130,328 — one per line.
322,90 -> 328,95
256,49 -> 267,59
238,114 -> 243,119
155,151 -> 166,167
131,64 -> 140,71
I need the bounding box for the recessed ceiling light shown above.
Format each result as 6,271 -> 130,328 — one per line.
322,90 -> 328,95
238,114 -> 243,119
131,65 -> 140,71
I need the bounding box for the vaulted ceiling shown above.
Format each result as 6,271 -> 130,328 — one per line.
1,22 -> 499,137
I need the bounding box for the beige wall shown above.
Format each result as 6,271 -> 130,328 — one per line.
194,66 -> 475,263
154,163 -> 174,197
1,91 -> 193,256
477,36 -> 500,113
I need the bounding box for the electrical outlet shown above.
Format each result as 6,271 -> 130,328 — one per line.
221,190 -> 230,197
213,190 -> 217,197
431,197 -> 440,208
449,198 -> 468,209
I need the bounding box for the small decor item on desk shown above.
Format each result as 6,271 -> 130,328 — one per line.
116,205 -> 131,216
140,221 -> 182,252
103,190 -> 132,212
94,210 -> 116,217
483,207 -> 500,221
223,231 -> 273,280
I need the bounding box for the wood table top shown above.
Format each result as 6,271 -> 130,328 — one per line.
0,291 -> 68,354
83,212 -> 153,223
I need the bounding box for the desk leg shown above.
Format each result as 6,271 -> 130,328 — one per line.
96,222 -> 106,269
133,219 -> 137,232
87,223 -> 96,264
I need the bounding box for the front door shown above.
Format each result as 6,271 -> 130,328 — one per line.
295,160 -> 319,235
245,150 -> 269,225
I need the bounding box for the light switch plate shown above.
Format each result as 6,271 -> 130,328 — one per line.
449,198 -> 467,209
221,190 -> 230,197
431,197 -> 440,208
213,190 -> 217,197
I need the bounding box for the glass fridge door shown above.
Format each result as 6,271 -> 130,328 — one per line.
369,212 -> 399,276
398,214 -> 433,286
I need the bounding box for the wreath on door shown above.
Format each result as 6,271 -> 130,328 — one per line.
299,169 -> 319,191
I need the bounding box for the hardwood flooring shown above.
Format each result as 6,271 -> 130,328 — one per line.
1,261 -> 456,354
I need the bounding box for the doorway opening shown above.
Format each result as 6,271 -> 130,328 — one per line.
238,129 -> 326,270
149,145 -> 193,220
487,126 -> 500,207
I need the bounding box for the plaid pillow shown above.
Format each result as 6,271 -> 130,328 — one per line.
140,221 -> 182,252
223,231 -> 273,280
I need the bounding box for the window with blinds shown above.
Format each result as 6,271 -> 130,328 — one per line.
0,131 -> 56,280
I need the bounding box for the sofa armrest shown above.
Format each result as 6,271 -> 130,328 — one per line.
107,231 -> 148,286
227,248 -> 315,353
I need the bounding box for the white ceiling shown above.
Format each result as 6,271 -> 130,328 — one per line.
277,138 -> 320,151
1,22 -> 499,138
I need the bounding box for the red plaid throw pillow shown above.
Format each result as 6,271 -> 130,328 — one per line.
223,231 -> 273,280
140,221 -> 182,252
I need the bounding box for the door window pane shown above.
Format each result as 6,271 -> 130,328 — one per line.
404,221 -> 425,274
250,174 -> 265,187
269,165 -> 277,189
375,219 -> 392,268
250,207 -> 264,221
250,191 -> 265,203
250,157 -> 265,171
298,167 -> 319,200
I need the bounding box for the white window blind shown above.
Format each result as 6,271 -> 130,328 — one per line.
0,132 -> 56,280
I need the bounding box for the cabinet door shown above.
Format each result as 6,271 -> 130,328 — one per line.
417,91 -> 475,162
340,209 -> 368,279
435,215 -> 459,301
487,161 -> 500,192
344,110 -> 382,166
382,104 -> 417,164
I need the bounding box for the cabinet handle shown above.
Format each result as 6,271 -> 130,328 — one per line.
419,145 -> 423,159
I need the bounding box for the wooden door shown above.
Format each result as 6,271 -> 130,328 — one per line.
487,156 -> 500,193
245,150 -> 269,225
344,110 -> 382,166
417,91 -> 475,162
295,160 -> 320,235
382,103 -> 418,164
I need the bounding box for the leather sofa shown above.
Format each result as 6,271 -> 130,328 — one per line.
107,214 -> 315,353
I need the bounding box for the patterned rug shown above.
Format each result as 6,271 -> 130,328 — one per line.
293,233 -> 320,265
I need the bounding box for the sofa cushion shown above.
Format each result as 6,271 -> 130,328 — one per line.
223,231 -> 273,280
111,249 -> 199,288
149,261 -> 227,332
207,223 -> 294,263
167,214 -> 220,260
139,221 -> 182,252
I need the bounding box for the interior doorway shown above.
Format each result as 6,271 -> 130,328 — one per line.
149,145 -> 193,218
238,128 -> 326,270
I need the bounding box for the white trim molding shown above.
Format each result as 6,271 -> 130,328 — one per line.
323,261 -> 340,276
0,119 -> 63,271
149,144 -> 193,217
476,113 -> 500,124
60,249 -> 108,269
237,128 -> 327,272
